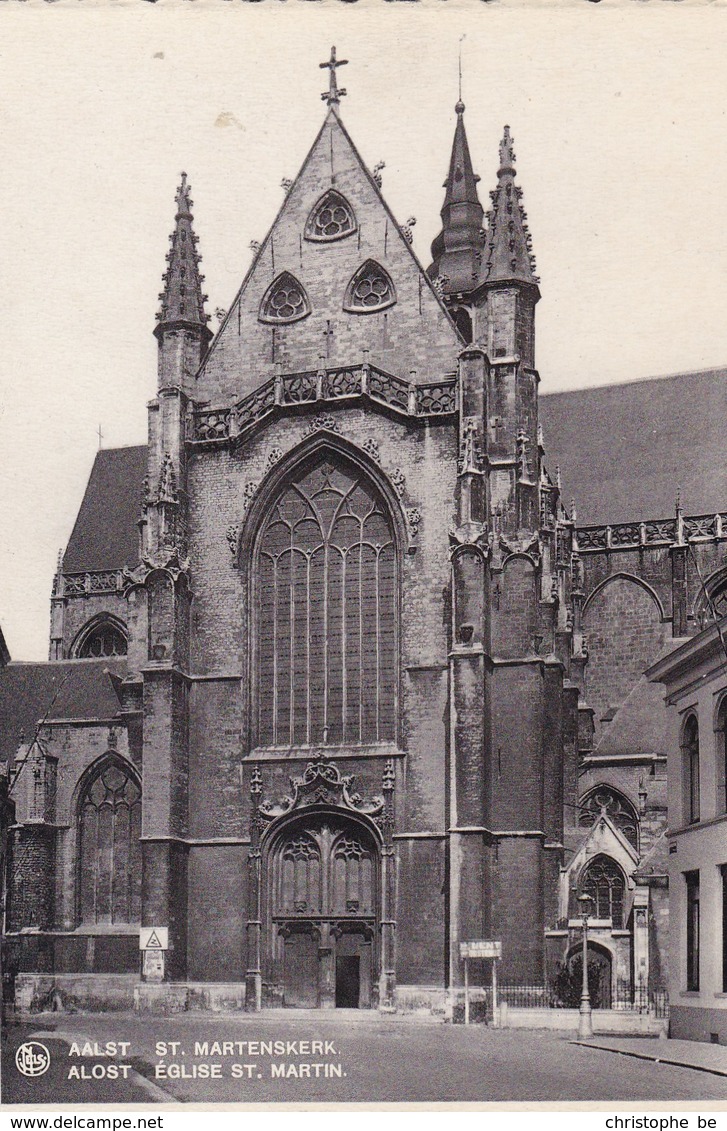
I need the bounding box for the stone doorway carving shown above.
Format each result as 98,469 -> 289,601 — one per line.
270,815 -> 378,1009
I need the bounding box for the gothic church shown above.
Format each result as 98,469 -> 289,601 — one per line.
2,52 -> 724,1014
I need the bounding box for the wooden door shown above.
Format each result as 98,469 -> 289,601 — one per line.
283,932 -> 319,1008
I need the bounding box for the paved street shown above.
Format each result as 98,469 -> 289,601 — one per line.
3,1011 -> 727,1105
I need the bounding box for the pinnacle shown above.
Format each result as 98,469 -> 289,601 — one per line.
483,125 -> 539,289
155,172 -> 213,336
427,101 -> 485,298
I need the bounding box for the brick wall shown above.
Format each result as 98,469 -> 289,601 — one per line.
582,576 -> 666,738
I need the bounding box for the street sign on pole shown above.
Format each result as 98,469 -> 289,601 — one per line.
460,940 -> 502,960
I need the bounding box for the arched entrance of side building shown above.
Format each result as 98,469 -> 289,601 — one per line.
264,809 -> 381,1009
565,942 -> 614,1009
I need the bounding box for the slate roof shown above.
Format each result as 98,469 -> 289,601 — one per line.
60,369 -> 727,573
0,659 -> 126,763
62,446 -> 147,573
540,367 -> 727,526
594,675 -> 670,757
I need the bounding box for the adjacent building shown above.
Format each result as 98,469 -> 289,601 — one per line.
649,621 -> 727,1044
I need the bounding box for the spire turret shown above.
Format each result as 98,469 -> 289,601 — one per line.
155,173 -> 212,342
428,101 -> 485,298
483,126 -> 539,291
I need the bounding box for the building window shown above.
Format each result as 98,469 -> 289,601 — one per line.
682,715 -> 700,824
343,261 -> 396,313
78,758 -> 141,925
579,855 -> 625,928
686,870 -> 700,991
76,619 -> 127,658
259,271 -> 311,324
451,306 -> 473,344
305,190 -> 357,242
579,786 -> 639,849
255,454 -> 397,747
717,700 -> 727,815
722,865 -> 727,994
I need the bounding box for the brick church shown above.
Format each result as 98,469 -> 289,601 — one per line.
2,52 -> 724,1014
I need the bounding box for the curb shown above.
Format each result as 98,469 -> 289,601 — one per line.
571,1040 -> 727,1079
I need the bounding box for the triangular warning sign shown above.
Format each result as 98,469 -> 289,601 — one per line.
145,930 -> 163,949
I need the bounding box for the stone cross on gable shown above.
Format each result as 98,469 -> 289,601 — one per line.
320,46 -> 348,106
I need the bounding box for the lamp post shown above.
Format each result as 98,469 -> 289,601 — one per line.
577,892 -> 594,1039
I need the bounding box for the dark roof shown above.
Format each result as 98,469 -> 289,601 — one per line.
59,369 -> 727,574
540,368 -> 727,526
0,659 -> 126,763
595,675 -> 669,757
63,446 -> 147,573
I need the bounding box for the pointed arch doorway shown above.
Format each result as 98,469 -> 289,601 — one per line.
268,813 -> 378,1009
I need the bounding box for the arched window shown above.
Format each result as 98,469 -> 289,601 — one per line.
78,758 -> 141,925
682,714 -> 700,824
259,271 -> 311,324
716,699 -> 727,816
255,454 -> 397,747
305,190 -> 357,242
580,855 -> 626,928
75,618 -> 127,658
579,786 -> 639,849
343,261 -> 396,313
451,306 -> 473,344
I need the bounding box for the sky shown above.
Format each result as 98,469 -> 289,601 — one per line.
2,6 -> 727,660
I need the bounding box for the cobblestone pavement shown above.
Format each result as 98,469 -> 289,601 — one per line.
3,1011 -> 727,1105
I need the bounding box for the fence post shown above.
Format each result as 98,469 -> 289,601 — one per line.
464,957 -> 470,1026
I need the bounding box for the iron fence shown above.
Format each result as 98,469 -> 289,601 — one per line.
494,982 -> 669,1017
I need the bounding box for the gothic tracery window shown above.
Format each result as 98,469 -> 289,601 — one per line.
580,855 -> 625,928
259,271 -> 311,324
578,786 -> 638,849
343,261 -> 396,313
255,455 -> 397,747
273,820 -> 376,921
305,190 -> 357,242
78,759 -> 141,925
76,620 -> 127,658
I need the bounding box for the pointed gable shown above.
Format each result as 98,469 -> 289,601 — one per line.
198,109 -> 462,404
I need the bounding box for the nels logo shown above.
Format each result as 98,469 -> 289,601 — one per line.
15,1042 -> 51,1078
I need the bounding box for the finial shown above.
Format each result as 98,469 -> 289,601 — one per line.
175,172 -> 192,217
456,34 -> 466,114
675,485 -> 682,514
320,46 -> 348,107
498,125 -> 516,177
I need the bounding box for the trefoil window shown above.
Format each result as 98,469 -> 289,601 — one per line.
305,191 -> 357,242
259,272 -> 311,324
343,261 -> 396,314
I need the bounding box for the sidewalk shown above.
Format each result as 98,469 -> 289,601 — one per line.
574,1037 -> 727,1077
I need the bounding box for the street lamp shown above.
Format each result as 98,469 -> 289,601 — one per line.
577,892 -> 595,1039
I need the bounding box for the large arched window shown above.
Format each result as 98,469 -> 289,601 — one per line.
578,785 -> 639,849
75,617 -> 127,658
580,855 -> 626,928
255,454 -> 397,747
77,757 -> 141,925
682,714 -> 700,824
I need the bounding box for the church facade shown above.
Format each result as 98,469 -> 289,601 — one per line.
3,57 -> 725,1015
